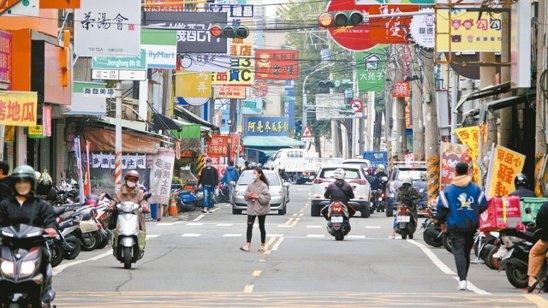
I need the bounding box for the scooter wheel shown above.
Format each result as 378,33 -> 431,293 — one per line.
63,239 -> 81,260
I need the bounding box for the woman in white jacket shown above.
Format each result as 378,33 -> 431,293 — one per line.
240,167 -> 272,252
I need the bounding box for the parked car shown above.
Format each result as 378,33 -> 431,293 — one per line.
309,164 -> 371,218
386,162 -> 428,217
231,170 -> 290,215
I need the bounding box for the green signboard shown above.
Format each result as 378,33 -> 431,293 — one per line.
92,49 -> 147,70
356,45 -> 388,93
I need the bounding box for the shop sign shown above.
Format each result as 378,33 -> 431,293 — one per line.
74,0 -> 141,56
141,29 -> 177,69
486,145 -> 526,198
207,135 -> 229,158
175,70 -> 212,98
28,125 -> 45,139
393,81 -> 410,98
244,116 -> 289,137
208,3 -> 254,18
149,148 -> 175,204
409,8 -> 435,49
40,0 -> 81,9
214,85 -> 246,99
0,91 -> 37,126
440,142 -> 472,190
0,31 -> 12,84
143,0 -> 184,12
255,49 -> 298,80
356,45 -> 387,92
91,153 -> 147,169
179,53 -> 231,72
212,58 -> 254,86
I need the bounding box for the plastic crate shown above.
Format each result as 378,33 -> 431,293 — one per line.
520,197 -> 548,224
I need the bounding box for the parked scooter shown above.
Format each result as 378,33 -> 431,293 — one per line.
49,206 -> 82,267
321,201 -> 356,241
112,193 -> 152,269
0,224 -> 55,307
395,198 -> 419,240
421,206 -> 443,247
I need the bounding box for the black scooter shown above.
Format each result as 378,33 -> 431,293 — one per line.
321,201 -> 356,241
421,206 -> 443,247
395,199 -> 418,240
0,224 -> 55,307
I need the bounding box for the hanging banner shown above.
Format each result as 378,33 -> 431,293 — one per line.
0,31 -> 12,84
485,145 -> 526,198
84,141 -> 91,196
255,49 -> 298,80
440,142 -> 472,191
207,135 -> 229,159
74,136 -> 85,204
149,148 -> 175,204
455,126 -> 480,183
0,91 -> 37,126
74,0 -> 142,56
42,105 -> 52,137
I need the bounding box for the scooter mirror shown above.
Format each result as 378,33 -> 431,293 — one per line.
143,193 -> 152,201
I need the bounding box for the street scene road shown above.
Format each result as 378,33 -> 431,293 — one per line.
52,185 -> 547,307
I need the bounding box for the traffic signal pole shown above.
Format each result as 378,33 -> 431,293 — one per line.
302,63 -> 334,129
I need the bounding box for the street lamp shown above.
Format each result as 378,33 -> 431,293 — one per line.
302,63 -> 334,128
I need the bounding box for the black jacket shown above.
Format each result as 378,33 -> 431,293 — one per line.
0,195 -> 57,229
324,181 -> 355,205
0,177 -> 10,203
535,201 -> 548,241
509,187 -> 536,198
199,166 -> 219,186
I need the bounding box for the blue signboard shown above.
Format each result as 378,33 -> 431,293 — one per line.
245,117 -> 289,137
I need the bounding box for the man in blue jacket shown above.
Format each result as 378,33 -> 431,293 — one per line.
221,161 -> 240,204
437,162 -> 487,291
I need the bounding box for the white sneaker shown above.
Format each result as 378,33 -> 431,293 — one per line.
458,280 -> 467,290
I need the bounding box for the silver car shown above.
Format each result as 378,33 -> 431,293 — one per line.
231,170 -> 290,215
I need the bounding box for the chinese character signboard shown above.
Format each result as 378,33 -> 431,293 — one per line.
356,45 -> 387,92
180,53 -> 231,72
255,49 -> 298,80
149,148 -> 175,204
409,8 -> 435,49
175,70 -> 212,98
143,12 -> 228,54
439,142 -> 472,190
0,91 -> 37,126
455,126 -> 480,183
207,135 -> 229,160
0,31 -> 12,84
393,81 -> 410,97
436,10 -> 502,52
91,153 -> 147,169
208,3 -> 254,18
245,117 -> 290,137
486,145 -> 526,198
214,85 -> 246,99
75,0 -> 141,56
212,58 -> 254,86
143,0 -> 184,12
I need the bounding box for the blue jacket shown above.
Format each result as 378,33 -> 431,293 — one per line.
221,166 -> 240,184
437,176 -> 487,232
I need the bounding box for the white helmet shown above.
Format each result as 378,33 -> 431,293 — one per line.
377,164 -> 385,172
402,176 -> 413,185
333,168 -> 345,180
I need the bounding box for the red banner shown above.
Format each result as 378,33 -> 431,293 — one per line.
255,49 -> 298,80
207,135 -> 229,159
393,81 -> 410,98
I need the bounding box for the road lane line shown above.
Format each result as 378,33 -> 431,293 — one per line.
243,285 -> 254,293
407,239 -> 455,275
267,234 -> 284,237
523,294 -> 548,307
187,222 -> 203,226
306,234 -> 325,238
223,234 -> 242,237
365,226 -> 381,229
193,214 -> 205,221
271,237 -> 284,251
306,225 -> 322,228
181,233 -> 201,237
252,270 -> 262,277
157,222 -> 175,226
347,235 -> 366,239
453,277 -> 491,295
146,234 -> 160,239
216,223 -> 234,226
53,250 -> 111,275
277,224 -> 293,228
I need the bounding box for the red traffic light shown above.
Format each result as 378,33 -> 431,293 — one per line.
209,24 -> 249,38
318,12 -> 334,28
319,11 -> 364,28
210,24 -> 223,37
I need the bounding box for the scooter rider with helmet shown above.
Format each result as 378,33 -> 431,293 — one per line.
108,170 -> 150,251
0,165 -> 58,305
390,176 -> 421,239
321,168 -> 356,219
509,173 -> 536,198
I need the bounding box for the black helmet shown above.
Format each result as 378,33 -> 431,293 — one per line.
514,173 -> 529,187
11,165 -> 36,194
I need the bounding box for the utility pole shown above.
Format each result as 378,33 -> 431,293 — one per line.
411,57 -> 424,161
480,52 -> 497,161
535,0 -> 547,195
114,81 -> 123,191
423,51 -> 440,204
499,10 -> 512,147
394,47 -> 406,161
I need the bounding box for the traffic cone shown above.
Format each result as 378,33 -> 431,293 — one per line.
169,197 -> 178,216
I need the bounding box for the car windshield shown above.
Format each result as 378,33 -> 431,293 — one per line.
397,169 -> 427,181
319,168 -> 361,180
238,172 -> 280,186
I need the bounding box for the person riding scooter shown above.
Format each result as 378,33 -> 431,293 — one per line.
322,168 -> 356,219
390,176 -> 421,239
108,170 -> 150,251
510,173 -> 536,198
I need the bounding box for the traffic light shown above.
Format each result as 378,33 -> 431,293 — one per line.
319,80 -> 335,88
209,24 -> 249,39
295,120 -> 302,138
318,11 -> 364,28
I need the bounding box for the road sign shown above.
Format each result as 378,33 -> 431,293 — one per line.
302,125 -> 313,138
326,0 -> 418,51
350,99 -> 363,113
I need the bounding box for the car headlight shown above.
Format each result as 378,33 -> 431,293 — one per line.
118,202 -> 137,212
0,259 -> 15,277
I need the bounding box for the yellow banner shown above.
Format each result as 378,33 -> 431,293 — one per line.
436,10 -> 502,52
455,126 -> 480,183
486,145 -> 526,198
175,71 -> 212,98
212,58 -> 254,86
0,91 -> 38,126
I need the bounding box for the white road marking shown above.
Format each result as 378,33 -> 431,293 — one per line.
277,224 -> 293,228
252,270 -> 262,277
306,225 -> 323,228
365,226 -> 381,229
216,223 -> 233,227
408,240 -> 490,295
146,234 -> 160,239
306,234 -> 325,238
347,235 -> 366,239
223,234 -> 242,237
267,234 -> 284,237
157,222 -> 175,226
53,250 -> 111,276
271,237 -> 284,251
187,222 -> 203,226
181,233 -> 201,237
193,215 -> 205,221
243,284 -> 254,293
523,294 -> 548,307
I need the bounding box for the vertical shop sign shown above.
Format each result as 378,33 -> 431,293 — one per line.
0,31 -> 12,84
149,148 -> 175,204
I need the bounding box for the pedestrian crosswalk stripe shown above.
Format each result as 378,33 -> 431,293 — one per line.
365,226 -> 381,229
181,233 -> 201,237
187,222 -> 203,226
216,223 -> 233,226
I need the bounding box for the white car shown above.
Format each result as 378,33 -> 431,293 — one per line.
231,170 -> 290,215
309,164 -> 371,217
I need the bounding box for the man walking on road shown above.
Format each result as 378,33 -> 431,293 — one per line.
198,158 -> 219,213
437,162 -> 487,290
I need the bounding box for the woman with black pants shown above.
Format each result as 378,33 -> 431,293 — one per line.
240,167 -> 271,252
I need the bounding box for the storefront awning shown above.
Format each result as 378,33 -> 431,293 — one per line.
454,81 -> 512,113
463,91 -> 536,118
151,112 -> 181,132
174,105 -> 218,131
243,136 -> 305,148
